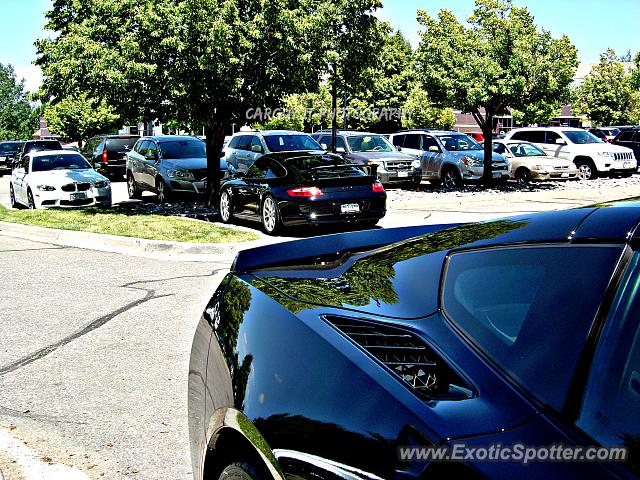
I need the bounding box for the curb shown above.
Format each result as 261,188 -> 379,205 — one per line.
0,221 -> 276,262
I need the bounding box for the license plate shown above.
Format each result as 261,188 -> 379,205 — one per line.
492,171 -> 502,178
341,203 -> 360,214
397,171 -> 409,178
624,162 -> 631,168
70,192 -> 86,201
561,172 -> 569,178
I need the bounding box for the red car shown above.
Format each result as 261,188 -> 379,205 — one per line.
468,132 -> 484,142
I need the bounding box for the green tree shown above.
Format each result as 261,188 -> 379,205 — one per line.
44,94 -> 119,146
575,49 -> 637,126
402,86 -> 455,130
0,63 -> 39,140
416,0 -> 578,183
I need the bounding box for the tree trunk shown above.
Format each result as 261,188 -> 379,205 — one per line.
204,124 -> 225,208
331,78 -> 338,153
481,114 -> 494,186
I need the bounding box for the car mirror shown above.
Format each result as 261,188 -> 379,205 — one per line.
428,146 -> 441,153
251,144 -> 263,153
555,139 -> 566,145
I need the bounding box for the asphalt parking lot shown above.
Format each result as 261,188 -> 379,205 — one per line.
1,174 -> 640,479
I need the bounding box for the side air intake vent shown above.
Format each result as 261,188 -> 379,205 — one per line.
325,315 -> 474,401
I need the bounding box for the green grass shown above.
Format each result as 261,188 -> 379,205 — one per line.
0,205 -> 259,244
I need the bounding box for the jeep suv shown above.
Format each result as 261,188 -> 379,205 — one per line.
224,130 -> 323,172
82,135 -> 139,178
504,127 -> 636,180
389,130 -> 509,188
311,130 -> 421,185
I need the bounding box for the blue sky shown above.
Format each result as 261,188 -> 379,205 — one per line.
1,0 -> 638,92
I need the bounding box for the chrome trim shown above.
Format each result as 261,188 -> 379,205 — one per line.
273,449 -> 384,480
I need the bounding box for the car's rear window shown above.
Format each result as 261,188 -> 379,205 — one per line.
106,138 -> 138,151
264,134 -> 322,152
159,139 -> 206,159
0,142 -> 21,154
26,141 -> 62,152
442,245 -> 623,412
287,155 -> 365,180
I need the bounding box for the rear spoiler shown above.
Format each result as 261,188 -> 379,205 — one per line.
231,224 -> 462,273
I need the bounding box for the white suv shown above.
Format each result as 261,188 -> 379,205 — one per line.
504,127 -> 636,180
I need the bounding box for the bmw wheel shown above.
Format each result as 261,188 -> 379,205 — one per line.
442,167 -> 463,188
261,195 -> 281,235
219,190 -> 233,223
27,188 -> 36,209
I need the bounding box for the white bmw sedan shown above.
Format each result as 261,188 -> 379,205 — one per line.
10,150 -> 112,209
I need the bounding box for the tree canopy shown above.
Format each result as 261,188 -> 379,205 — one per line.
0,63 -> 40,141
416,0 -> 578,181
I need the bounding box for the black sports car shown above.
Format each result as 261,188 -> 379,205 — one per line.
218,151 -> 386,234
189,199 -> 640,480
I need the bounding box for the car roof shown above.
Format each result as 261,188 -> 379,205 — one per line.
232,130 -> 310,136
28,149 -> 81,157
139,135 -> 202,142
510,127 -> 584,132
391,129 -> 459,135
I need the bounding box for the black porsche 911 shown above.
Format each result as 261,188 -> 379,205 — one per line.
189,198 -> 640,480
218,151 -> 386,234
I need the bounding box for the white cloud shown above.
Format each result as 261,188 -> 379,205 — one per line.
13,64 -> 43,93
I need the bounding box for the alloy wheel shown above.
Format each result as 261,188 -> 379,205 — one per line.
128,175 -> 136,197
220,190 -> 231,223
9,183 -> 16,208
27,189 -> 35,209
578,163 -> 592,181
261,196 -> 278,234
443,169 -> 461,188
156,179 -> 166,203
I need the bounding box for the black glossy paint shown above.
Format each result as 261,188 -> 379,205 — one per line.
189,199 -> 640,480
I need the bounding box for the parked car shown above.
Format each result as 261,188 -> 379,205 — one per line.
0,141 -> 24,175
224,130 -> 323,172
10,150 -> 111,209
126,135 -> 234,203
189,197 -> 640,480
82,134 -> 139,178
588,128 -> 609,143
612,127 -> 640,162
311,130 -> 421,185
218,151 -> 386,234
505,127 -> 636,180
389,129 -> 510,188
589,127 -> 620,143
14,140 -> 63,165
468,132 -> 484,142
492,140 -> 579,184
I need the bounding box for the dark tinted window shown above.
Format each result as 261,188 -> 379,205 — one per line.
617,130 -> 636,142
391,134 -> 405,147
159,139 -> 205,159
443,245 -> 623,411
136,140 -> 150,155
0,142 -> 21,155
511,130 -> 545,143
287,155 -> 365,180
264,134 -> 322,152
228,136 -> 241,149
423,135 -> 439,150
31,153 -> 92,172
403,134 -> 421,150
246,157 -> 272,178
238,135 -> 252,150
106,137 -> 137,152
590,129 -> 607,141
492,143 -> 507,154
578,254 -> 640,460
25,141 -> 62,153
545,131 -> 561,144
318,136 -> 346,151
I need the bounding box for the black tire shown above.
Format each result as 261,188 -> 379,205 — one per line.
27,188 -> 36,209
361,219 -> 379,229
218,461 -> 262,480
156,177 -> 171,204
9,183 -> 17,208
575,159 -> 598,180
515,168 -> 532,185
219,189 -> 233,224
441,166 -> 463,188
127,172 -> 141,199
260,195 -> 281,235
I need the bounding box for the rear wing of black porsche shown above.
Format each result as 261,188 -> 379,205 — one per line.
231,224 -> 461,273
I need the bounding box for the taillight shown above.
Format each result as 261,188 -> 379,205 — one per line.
102,149 -> 108,163
287,186 -> 323,197
372,181 -> 384,193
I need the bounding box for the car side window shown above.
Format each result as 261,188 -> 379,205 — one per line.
238,135 -> 252,151
391,135 -> 405,147
146,142 -> 158,159
577,254 -> 640,457
137,140 -> 150,157
319,136 -> 346,151
246,157 -> 272,179
511,131 -> 545,143
631,131 -> 640,143
403,134 -> 421,150
228,136 -> 241,149
492,143 -> 507,154
545,131 -> 561,144
617,131 -> 635,142
423,135 -> 439,150
251,136 -> 263,152
442,244 -> 623,412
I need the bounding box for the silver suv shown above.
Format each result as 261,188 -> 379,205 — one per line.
390,130 -> 510,187
223,130 -> 323,172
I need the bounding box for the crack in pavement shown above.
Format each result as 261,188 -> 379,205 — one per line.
0,404 -> 88,425
0,289 -> 170,376
0,247 -> 68,253
119,267 -> 229,290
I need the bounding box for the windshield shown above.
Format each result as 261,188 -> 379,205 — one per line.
507,142 -> 546,157
264,134 -> 322,152
31,153 -> 92,172
26,141 -> 62,152
287,155 -> 365,180
0,142 -> 21,155
346,135 -> 394,153
437,134 -> 482,151
160,140 -> 206,159
563,130 -> 602,144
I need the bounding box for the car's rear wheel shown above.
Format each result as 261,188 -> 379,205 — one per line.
127,173 -> 141,199
261,195 -> 281,235
27,188 -> 36,209
218,461 -> 263,480
219,190 -> 233,223
9,183 -> 17,208
442,166 -> 463,188
515,168 -> 532,185
575,159 -> 598,180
